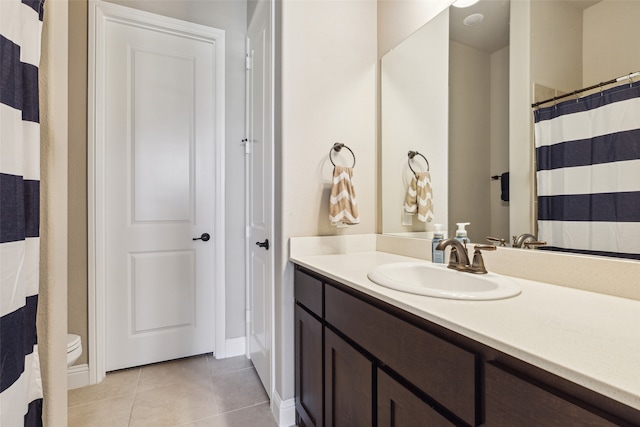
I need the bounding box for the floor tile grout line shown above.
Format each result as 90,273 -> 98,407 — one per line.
127,368 -> 142,427
67,391 -> 137,409
175,400 -> 273,426
210,365 -> 256,380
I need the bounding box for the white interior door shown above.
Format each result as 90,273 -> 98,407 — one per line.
247,0 -> 273,397
101,6 -> 218,371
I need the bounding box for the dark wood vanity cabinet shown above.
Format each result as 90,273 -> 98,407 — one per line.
295,304 -> 323,427
377,369 -> 455,427
324,328 -> 373,427
484,363 -> 619,427
293,265 -> 640,427
295,270 -> 324,427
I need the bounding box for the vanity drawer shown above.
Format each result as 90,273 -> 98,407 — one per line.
485,363 -> 619,426
294,268 -> 323,317
325,284 -> 477,426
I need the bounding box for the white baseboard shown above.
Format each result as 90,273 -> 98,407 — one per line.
271,390 -> 296,427
67,363 -> 90,390
225,336 -> 246,358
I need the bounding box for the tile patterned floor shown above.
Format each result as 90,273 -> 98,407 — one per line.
68,355 -> 279,427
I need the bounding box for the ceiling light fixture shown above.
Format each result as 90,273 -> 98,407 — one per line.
452,0 -> 480,8
463,13 -> 484,26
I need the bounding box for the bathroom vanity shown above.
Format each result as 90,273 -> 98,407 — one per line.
291,241 -> 640,427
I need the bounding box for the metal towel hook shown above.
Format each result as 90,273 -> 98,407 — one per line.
407,151 -> 429,177
329,142 -> 356,168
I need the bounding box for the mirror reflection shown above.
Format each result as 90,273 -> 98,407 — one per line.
381,0 -> 640,260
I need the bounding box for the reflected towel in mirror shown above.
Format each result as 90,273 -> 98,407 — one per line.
404,172 -> 434,222
329,166 -> 360,226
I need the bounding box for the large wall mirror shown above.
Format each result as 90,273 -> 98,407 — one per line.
381,0 -> 640,259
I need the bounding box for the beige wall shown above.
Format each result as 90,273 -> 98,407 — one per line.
377,0 -> 452,58
490,46 -> 510,240
40,0 -> 70,424
275,0 -> 378,401
530,0 -> 583,94
449,41 -> 492,241
68,0 -> 88,365
583,0 -> 640,86
509,0 -> 534,236
381,10 -> 449,236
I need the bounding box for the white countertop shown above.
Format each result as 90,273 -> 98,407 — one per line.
290,249 -> 640,410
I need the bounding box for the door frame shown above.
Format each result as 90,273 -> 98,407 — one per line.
87,0 -> 226,383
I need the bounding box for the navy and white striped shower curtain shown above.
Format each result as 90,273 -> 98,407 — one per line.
1,0 -> 45,425
534,80 -> 640,260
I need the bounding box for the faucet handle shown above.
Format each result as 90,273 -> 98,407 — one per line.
523,240 -> 546,249
474,244 -> 497,251
447,247 -> 462,269
486,236 -> 506,247
470,245 -> 496,274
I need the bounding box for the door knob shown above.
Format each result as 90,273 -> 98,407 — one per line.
193,233 -> 210,242
255,239 -> 269,250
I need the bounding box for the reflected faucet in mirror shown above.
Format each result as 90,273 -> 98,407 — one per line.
436,239 -> 496,274
486,236 -> 507,247
487,233 -> 546,249
512,233 -> 546,249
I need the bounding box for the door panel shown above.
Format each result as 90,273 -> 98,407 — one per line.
247,0 -> 273,397
103,12 -> 216,371
132,50 -> 194,223
130,250 -> 195,332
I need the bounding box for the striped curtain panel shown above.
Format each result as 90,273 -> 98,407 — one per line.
1,0 -> 46,426
534,81 -> 640,260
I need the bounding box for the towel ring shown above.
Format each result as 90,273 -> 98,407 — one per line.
330,142 -> 356,168
407,151 -> 429,177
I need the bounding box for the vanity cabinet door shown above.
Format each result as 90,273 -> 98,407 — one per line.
377,369 -> 455,427
295,304 -> 323,427
325,328 -> 373,427
485,363 -> 618,427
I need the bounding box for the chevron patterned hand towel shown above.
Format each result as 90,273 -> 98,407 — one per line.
329,166 -> 360,226
404,172 -> 433,222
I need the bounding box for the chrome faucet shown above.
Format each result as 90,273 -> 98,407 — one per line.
512,233 -> 546,249
435,239 -> 496,274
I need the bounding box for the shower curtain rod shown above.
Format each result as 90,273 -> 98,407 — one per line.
532,71 -> 640,108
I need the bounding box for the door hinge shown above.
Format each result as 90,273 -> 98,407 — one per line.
245,54 -> 252,70
244,139 -> 251,155
246,310 -> 251,323
245,226 -> 250,239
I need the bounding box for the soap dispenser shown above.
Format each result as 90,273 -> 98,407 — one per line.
455,222 -> 470,245
432,224 -> 445,264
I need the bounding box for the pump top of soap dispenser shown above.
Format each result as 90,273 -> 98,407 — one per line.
455,222 -> 470,242
433,224 -> 444,239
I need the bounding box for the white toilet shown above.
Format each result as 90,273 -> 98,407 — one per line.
67,334 -> 82,367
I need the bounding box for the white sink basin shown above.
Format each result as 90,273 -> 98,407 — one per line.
367,261 -> 521,301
